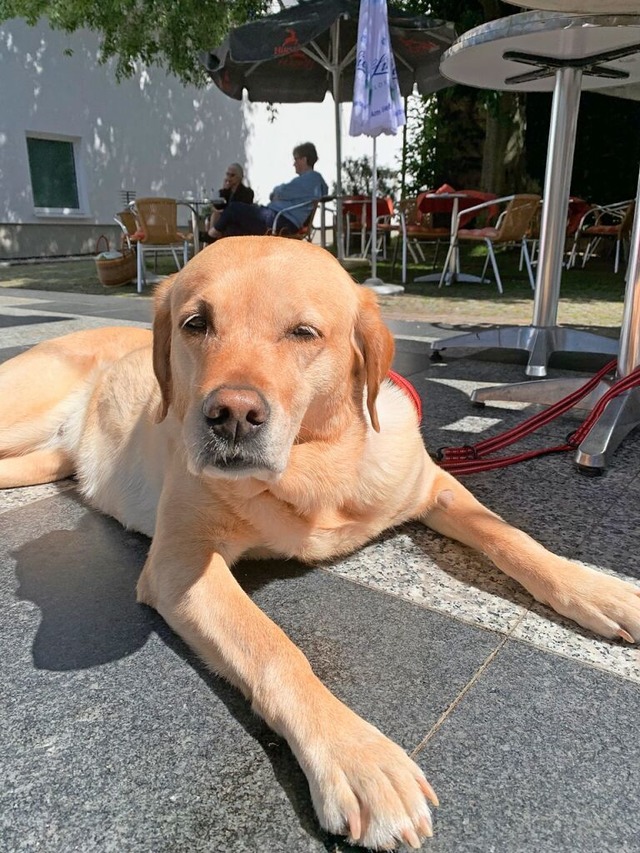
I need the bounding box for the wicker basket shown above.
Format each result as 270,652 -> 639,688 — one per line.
94,234 -> 137,287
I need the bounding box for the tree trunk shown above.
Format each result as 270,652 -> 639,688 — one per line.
480,92 -> 530,195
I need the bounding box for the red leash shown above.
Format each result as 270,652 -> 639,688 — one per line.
388,369 -> 423,422
435,359 -> 640,474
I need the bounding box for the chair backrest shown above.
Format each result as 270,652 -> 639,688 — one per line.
458,191 -> 499,228
134,197 -> 181,244
399,196 -> 423,227
566,197 -> 592,236
274,198 -> 320,240
494,194 -> 541,242
619,200 -> 636,236
364,196 -> 394,228
116,209 -> 139,236
295,198 -> 320,239
400,193 -> 450,234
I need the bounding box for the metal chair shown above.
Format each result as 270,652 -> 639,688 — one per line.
439,193 -> 541,293
571,199 -> 635,274
392,192 -> 450,272
130,197 -> 193,293
270,195 -> 334,241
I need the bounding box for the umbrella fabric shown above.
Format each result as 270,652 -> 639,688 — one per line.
349,0 -> 405,138
349,0 -> 404,285
202,0 -> 455,104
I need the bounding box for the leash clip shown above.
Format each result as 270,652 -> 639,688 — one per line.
565,430 -> 581,448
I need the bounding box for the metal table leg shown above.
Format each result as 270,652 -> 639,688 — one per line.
472,167 -> 640,472
574,168 -> 640,470
431,65 -> 619,376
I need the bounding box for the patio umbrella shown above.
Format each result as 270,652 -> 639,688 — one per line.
349,0 -> 405,291
201,0 -> 456,257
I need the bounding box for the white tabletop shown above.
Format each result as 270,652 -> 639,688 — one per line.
440,11 -> 640,93
508,1 -> 640,12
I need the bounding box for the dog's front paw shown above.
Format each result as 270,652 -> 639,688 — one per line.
547,561 -> 640,642
301,707 -> 437,850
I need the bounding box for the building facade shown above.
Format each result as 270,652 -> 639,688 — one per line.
0,19 -> 250,259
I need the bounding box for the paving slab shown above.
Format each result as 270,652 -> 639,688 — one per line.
421,640 -> 640,853
0,491 -> 501,853
1,289 -> 639,852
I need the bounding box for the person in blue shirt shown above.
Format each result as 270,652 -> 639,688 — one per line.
207,142 -> 328,240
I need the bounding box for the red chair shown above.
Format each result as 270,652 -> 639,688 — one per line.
364,196 -> 396,259
568,199 -> 634,273
341,195 -> 369,256
394,191 -> 450,272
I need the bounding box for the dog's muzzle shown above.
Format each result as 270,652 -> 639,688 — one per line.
193,385 -> 280,477
203,385 -> 270,443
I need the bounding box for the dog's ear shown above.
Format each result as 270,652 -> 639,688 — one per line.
353,286 -> 395,432
151,276 -> 175,422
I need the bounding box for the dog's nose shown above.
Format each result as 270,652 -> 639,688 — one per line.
203,386 -> 269,441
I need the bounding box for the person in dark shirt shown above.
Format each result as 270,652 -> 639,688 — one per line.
216,163 -> 254,208
207,142 -> 328,241
201,164 -> 254,243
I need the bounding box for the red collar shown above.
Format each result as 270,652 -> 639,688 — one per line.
387,370 -> 422,423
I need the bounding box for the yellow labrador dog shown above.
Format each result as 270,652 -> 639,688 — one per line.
1,237 -> 638,850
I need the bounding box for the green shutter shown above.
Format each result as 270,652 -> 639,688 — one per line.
27,137 -> 80,209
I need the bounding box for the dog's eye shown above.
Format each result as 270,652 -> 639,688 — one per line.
289,325 -> 320,340
181,314 -> 207,333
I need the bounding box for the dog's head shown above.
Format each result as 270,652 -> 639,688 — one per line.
152,237 -> 394,481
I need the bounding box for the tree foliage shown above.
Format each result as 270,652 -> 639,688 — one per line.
0,0 -> 270,85
397,0 -> 640,201
338,156 -> 399,198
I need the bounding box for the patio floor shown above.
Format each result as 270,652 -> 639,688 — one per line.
1,286 -> 639,852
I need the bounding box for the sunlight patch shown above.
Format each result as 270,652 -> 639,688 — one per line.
440,416 -> 502,434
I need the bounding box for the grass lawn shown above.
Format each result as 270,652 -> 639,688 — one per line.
0,241 -> 626,330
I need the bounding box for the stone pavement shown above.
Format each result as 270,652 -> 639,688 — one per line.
1,287 -> 639,852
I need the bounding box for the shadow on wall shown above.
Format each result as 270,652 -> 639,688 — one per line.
0,19 -> 250,225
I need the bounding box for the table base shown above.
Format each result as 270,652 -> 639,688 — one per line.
415,272 -> 486,284
468,362 -> 640,475
471,375 -> 611,410
430,324 -> 618,377
574,388 -> 640,471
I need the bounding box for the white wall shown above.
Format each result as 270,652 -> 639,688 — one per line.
0,18 -> 403,256
243,99 -> 403,205
0,19 -> 247,226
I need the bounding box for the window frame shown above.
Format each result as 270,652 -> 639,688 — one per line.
25,131 -> 90,219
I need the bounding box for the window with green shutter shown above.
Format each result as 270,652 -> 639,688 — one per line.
26,136 -> 80,210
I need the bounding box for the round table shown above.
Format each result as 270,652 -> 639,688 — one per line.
431,10 -> 640,470
508,1 -> 639,12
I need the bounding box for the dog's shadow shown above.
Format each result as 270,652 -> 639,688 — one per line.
11,497 -> 360,852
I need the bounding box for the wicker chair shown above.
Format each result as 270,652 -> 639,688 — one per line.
439,193 -> 541,293
573,199 -> 635,274
131,198 -> 193,293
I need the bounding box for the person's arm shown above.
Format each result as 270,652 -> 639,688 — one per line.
271,173 -> 326,205
270,175 -> 307,203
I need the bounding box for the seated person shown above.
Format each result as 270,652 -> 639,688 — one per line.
207,142 -> 328,241
215,162 -> 254,208
202,164 -> 254,240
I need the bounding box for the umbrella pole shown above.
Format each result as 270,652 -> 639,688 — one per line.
370,137 -> 378,280
364,138 -> 388,287
363,138 -> 403,294
332,21 -> 344,261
